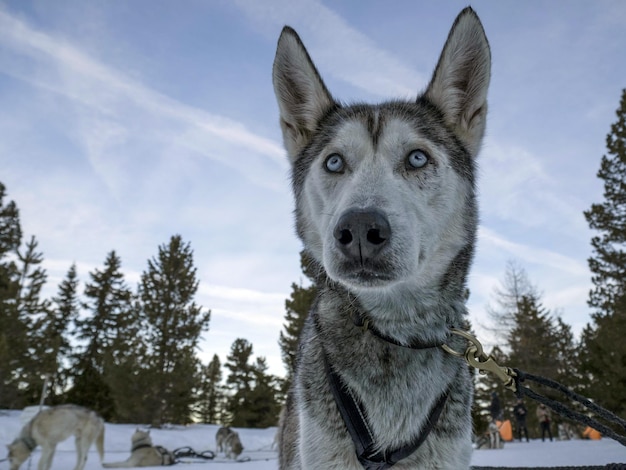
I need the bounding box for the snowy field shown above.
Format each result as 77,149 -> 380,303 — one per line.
1,409 -> 624,469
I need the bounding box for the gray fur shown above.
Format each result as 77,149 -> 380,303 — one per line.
273,7 -> 490,469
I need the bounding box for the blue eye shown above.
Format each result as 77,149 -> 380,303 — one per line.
325,154 -> 345,173
406,149 -> 429,169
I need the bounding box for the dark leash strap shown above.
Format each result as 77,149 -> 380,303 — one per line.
441,328 -> 626,447
324,354 -> 450,470
513,369 -> 626,447
172,446 -> 215,462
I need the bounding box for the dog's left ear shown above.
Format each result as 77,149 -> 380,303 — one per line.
425,7 -> 491,157
272,26 -> 336,161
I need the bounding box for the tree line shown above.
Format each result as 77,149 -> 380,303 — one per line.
0,194 -> 281,426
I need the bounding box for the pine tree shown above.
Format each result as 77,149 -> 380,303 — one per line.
11,235 -> 51,405
551,316 -> 580,391
225,338 -> 255,391
0,182 -> 23,408
224,339 -> 281,428
67,251 -> 134,419
139,235 -> 211,425
245,357 -> 281,428
507,295 -> 559,379
103,300 -> 152,423
196,354 -> 224,424
0,186 -> 54,407
40,263 -> 80,404
232,357 -> 280,428
581,89 -> 626,418
224,338 -> 255,425
510,296 -> 581,434
278,251 -> 317,384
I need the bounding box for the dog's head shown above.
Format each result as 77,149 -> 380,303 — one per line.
228,433 -> 243,457
7,440 -> 31,470
131,429 -> 152,446
273,8 -> 490,301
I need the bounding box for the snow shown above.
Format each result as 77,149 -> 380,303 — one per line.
1,409 -> 624,469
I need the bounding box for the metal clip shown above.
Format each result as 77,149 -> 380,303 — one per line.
442,329 -> 517,392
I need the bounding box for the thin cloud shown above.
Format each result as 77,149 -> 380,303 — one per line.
478,226 -> 587,276
0,7 -> 287,188
479,140 -> 589,233
234,0 -> 423,98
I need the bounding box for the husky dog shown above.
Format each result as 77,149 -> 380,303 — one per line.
7,404 -> 105,470
102,429 -> 174,467
272,7 -> 490,470
215,426 -> 231,454
474,422 -> 502,450
487,421 -> 503,450
215,426 -> 243,460
557,422 -> 579,441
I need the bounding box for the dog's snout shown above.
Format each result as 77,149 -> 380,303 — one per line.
333,208 -> 390,263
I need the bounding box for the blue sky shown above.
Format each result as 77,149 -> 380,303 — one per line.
1,0 -> 625,376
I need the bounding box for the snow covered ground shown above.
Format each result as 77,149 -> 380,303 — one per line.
1,409 -> 624,469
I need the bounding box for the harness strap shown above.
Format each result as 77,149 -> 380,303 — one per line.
324,355 -> 450,469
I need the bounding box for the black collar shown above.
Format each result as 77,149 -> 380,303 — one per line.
21,436 -> 37,452
132,442 -> 153,452
324,353 -> 449,470
351,310 -> 449,350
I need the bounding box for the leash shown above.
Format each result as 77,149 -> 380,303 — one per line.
442,329 -> 626,447
172,447 -> 267,464
172,446 -> 216,463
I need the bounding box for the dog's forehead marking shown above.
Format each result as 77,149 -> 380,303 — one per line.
327,111 -> 442,163
366,108 -> 383,148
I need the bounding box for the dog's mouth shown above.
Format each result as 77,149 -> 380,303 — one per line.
332,259 -> 397,288
348,270 -> 394,286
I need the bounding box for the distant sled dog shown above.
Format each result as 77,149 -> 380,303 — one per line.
488,421 -> 503,449
273,6 -> 490,470
7,404 -> 105,470
102,429 -> 175,467
215,426 -> 243,460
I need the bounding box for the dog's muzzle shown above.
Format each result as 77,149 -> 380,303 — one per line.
333,208 -> 391,264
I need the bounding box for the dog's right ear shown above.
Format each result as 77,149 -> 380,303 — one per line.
272,27 -> 335,161
424,7 -> 491,158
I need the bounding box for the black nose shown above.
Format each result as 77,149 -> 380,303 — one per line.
333,208 -> 391,263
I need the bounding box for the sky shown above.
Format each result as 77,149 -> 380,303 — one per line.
1,409 -> 625,468
1,0 -> 626,377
